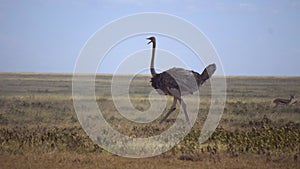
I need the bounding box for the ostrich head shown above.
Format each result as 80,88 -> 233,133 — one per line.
147,36 -> 156,44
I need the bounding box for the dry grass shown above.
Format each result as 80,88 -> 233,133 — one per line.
0,73 -> 300,169
0,152 -> 298,169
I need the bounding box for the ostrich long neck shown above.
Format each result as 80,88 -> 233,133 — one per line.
150,41 -> 157,76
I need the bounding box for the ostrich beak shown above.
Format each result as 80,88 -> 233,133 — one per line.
147,37 -> 152,44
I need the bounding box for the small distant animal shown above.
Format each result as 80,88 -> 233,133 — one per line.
273,95 -> 295,108
147,36 -> 216,124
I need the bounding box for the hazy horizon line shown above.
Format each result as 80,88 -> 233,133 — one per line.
0,71 -> 299,77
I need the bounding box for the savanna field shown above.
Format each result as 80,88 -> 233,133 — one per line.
0,73 -> 300,169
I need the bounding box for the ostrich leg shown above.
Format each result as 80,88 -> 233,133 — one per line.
160,97 -> 177,124
179,99 -> 190,123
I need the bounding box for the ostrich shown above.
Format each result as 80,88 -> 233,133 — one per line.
147,36 -> 216,124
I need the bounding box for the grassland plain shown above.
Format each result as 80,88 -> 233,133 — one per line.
0,72 -> 299,169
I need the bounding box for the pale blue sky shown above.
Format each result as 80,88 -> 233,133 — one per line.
0,0 -> 300,76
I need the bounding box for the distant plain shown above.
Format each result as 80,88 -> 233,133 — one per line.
0,73 -> 299,169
